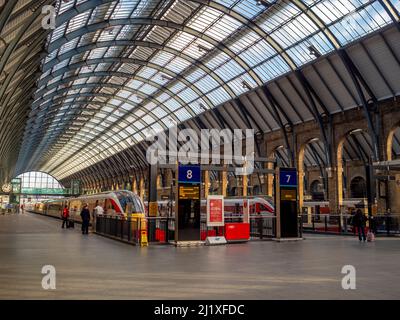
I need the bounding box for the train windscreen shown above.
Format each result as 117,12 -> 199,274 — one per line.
114,191 -> 144,213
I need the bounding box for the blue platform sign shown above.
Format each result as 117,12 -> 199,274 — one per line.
178,165 -> 201,184
280,168 -> 298,187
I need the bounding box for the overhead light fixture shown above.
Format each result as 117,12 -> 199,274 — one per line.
199,103 -> 206,111
241,80 -> 252,90
197,44 -> 210,53
257,0 -> 278,8
308,44 -> 321,58
160,74 -> 173,81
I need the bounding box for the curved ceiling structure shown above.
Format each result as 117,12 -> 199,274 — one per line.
0,0 -> 398,183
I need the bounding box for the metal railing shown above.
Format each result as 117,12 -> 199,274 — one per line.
96,215 -> 176,244
301,213 -> 400,236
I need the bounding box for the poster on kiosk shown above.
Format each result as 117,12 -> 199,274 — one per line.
207,195 -> 224,227
206,196 -> 226,245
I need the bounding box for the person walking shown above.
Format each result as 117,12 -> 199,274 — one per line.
92,202 -> 104,232
61,205 -> 70,229
353,209 -> 367,242
80,204 -> 90,235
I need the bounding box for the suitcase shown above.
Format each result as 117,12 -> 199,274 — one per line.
68,219 -> 75,229
367,231 -> 375,242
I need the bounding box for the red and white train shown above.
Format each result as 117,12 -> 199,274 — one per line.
29,190 -> 145,223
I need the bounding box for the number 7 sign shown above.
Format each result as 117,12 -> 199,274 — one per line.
279,169 -> 297,187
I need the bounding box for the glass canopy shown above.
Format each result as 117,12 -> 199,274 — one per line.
16,0 -> 396,180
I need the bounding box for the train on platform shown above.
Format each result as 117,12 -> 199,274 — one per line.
29,190 -> 145,224
144,196 -> 275,217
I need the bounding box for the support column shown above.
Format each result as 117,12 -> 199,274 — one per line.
132,177 -> 137,194
204,170 -> 209,198
242,173 -> 248,197
266,162 -> 274,196
221,168 -> 227,197
327,167 -> 339,215
139,176 -> 145,201
148,165 -> 158,217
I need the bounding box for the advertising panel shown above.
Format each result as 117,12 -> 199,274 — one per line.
207,195 -> 224,227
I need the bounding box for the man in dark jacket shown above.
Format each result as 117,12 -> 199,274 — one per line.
80,204 -> 90,235
353,209 -> 367,242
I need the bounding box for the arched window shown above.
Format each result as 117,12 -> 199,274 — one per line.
16,171 -> 63,190
310,180 -> 324,200
350,177 -> 367,198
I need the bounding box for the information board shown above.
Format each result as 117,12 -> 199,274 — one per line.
207,195 -> 224,227
178,185 -> 200,200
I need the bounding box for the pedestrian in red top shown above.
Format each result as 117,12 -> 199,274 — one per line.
61,205 -> 70,229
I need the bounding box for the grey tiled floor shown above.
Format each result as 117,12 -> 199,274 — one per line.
0,213 -> 399,300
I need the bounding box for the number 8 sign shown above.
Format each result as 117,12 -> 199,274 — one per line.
178,165 -> 201,184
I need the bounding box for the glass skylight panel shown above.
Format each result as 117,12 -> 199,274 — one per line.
253,55 -> 290,82
214,59 -> 245,82
152,106 -> 168,118
118,63 -> 140,74
169,81 -> 186,94
67,11 -> 91,33
142,114 -> 155,125
131,121 -> 144,131
126,79 -> 143,89
271,13 -> 318,49
151,51 -> 175,67
206,52 -> 230,70
178,87 -> 199,104
239,39 -> 277,68
87,47 -> 108,60
204,14 -> 243,42
189,98 -> 210,114
188,7 -> 222,33
139,84 -> 158,95
150,73 -> 169,85
111,0 -> 138,19
310,0 -> 361,24
117,90 -> 131,99
194,75 -> 219,93
259,2 -> 301,34
165,57 -> 191,74
175,108 -> 192,122
136,67 -> 158,79
389,0 -> 400,12
287,32 -> 334,67
98,27 -> 121,42
183,37 -> 215,60
157,93 -> 171,103
164,98 -> 181,111
231,0 -> 265,19
329,2 -> 391,45
150,122 -> 164,134
50,22 -> 67,43
121,102 -> 135,111
206,87 -> 231,106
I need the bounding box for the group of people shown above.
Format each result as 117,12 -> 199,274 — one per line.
61,203 -> 104,235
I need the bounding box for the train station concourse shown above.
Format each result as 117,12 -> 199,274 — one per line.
0,0 -> 400,304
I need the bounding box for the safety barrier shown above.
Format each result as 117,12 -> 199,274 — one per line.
95,215 -> 142,245
1,208 -> 19,215
301,213 -> 400,236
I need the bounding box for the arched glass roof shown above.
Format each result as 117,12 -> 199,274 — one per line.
14,0 -> 399,180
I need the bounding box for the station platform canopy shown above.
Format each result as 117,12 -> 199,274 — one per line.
0,0 -> 399,184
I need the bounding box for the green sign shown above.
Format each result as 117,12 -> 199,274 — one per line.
20,188 -> 70,195
11,178 -> 21,193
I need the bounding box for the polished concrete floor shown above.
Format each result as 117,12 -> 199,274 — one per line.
0,212 -> 399,300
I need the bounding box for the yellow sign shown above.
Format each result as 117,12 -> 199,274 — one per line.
140,218 -> 148,247
281,189 -> 297,201
179,185 -> 200,200
149,202 -> 158,217
140,231 -> 148,247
